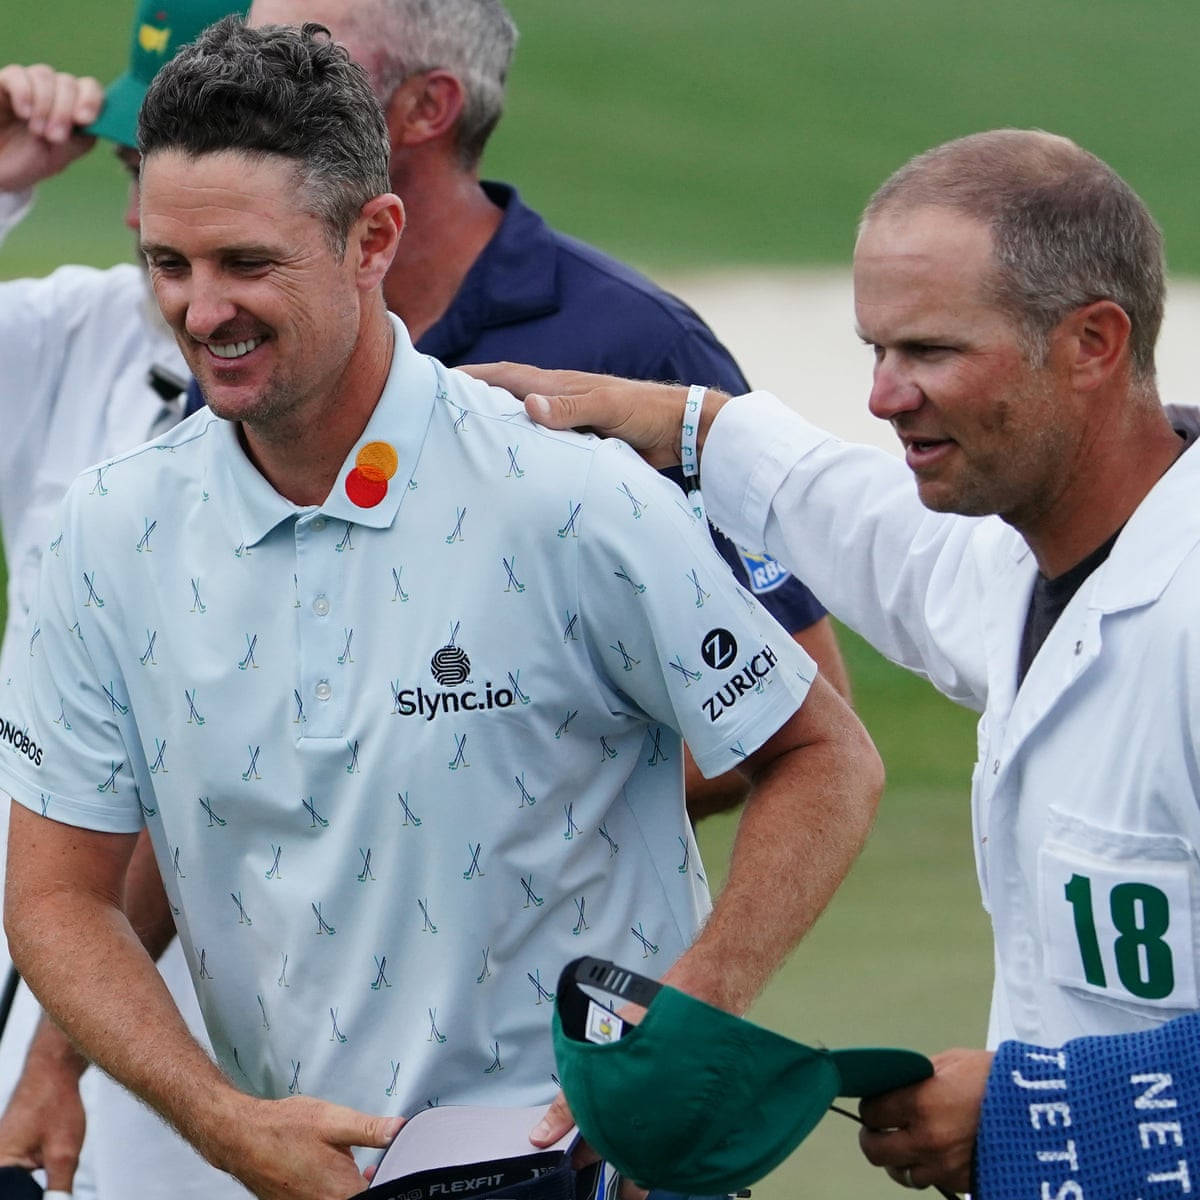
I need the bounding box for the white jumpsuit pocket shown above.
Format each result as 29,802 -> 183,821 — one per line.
1038,806 -> 1200,1017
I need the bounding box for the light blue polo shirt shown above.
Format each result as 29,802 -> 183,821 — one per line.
0,317 -> 815,1121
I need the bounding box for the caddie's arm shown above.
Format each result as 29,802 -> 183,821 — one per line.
0,64 -> 104,194
871,1012 -> 1200,1197
4,802 -> 402,1200
460,365 -> 702,469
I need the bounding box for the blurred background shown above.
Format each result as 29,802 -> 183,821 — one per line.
4,1 -> 1198,1194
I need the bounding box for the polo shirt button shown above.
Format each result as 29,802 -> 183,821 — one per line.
312,517 -> 326,532
315,681 -> 332,701
313,595 -> 330,616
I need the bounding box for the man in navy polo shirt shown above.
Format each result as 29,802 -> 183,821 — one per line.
245,0 -> 851,819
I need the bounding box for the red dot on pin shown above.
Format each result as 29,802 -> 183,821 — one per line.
345,468 -> 388,508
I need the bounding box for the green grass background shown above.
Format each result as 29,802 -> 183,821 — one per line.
6,0 -> 1196,1193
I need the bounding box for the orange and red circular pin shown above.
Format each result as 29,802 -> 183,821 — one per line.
345,441 -> 398,508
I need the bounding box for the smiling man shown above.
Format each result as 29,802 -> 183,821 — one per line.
471,130 -> 1200,1197
0,19 -> 881,1200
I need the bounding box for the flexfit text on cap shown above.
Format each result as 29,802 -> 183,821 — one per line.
552,957 -> 934,1195
87,0 -> 249,148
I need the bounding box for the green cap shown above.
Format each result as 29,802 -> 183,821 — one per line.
86,0 -> 249,148
552,958 -> 933,1195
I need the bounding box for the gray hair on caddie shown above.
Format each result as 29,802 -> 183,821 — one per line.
138,16 -> 390,255
862,129 -> 1165,381
341,0 -> 517,169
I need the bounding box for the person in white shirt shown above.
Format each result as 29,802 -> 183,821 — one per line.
0,21 -> 882,1200
471,130 -> 1200,1197
0,2 -> 251,1198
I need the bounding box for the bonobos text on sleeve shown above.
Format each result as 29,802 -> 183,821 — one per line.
0,456 -> 158,833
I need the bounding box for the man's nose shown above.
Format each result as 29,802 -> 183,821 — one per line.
868,357 -> 923,421
184,273 -> 239,341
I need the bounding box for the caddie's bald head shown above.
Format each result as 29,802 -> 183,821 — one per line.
861,129 -> 1165,382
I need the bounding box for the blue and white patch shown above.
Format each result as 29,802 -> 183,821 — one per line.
738,548 -> 792,595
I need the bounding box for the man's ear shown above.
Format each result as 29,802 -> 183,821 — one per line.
352,194 -> 405,290
384,69 -> 465,149
1059,299 -> 1133,392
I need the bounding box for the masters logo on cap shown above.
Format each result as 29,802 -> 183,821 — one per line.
86,0 -> 249,148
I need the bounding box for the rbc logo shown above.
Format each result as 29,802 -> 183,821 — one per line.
739,550 -> 791,594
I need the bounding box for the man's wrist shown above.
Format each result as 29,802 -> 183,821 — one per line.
173,1081 -> 260,1174
27,1015 -> 88,1078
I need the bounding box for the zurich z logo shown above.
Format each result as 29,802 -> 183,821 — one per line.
701,628 -> 738,671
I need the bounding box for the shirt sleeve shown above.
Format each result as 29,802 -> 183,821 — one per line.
575,438 -> 815,779
709,525 -> 827,631
651,335 -> 830,633
0,480 -> 145,832
702,391 -> 990,708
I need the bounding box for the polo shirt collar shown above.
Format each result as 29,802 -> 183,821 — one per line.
217,314 -> 439,546
416,181 -> 559,362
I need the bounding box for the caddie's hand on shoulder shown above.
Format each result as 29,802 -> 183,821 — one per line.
206,1093 -> 402,1200
0,64 -> 103,193
460,363 -> 701,470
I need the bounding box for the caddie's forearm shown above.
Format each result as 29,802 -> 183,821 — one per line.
6,884 -> 249,1171
664,686 -> 882,1014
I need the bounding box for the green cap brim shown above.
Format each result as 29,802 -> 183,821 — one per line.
830,1046 -> 934,1097
84,72 -> 146,148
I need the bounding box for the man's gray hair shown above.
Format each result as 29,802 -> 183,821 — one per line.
863,130 -> 1165,381
346,0 -> 517,168
138,16 -> 390,255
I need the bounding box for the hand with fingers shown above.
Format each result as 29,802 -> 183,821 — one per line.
204,1094 -> 403,1200
857,1047 -> 993,1195
0,1019 -> 88,1196
529,1095 -> 649,1200
0,63 -> 104,193
460,363 -> 724,471
529,995 -> 653,1200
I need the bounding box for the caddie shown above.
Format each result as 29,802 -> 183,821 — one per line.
471,129 -> 1200,1198
0,19 -> 881,1200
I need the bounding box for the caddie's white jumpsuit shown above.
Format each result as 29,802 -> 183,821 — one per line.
702,391 -> 1200,1049
0,189 -> 251,1200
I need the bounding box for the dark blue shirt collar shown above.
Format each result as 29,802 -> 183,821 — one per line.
416,181 -> 558,363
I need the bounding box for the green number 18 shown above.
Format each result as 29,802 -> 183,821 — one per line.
1064,873 -> 1174,1000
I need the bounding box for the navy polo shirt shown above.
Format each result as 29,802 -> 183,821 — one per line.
419,182 -> 826,634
